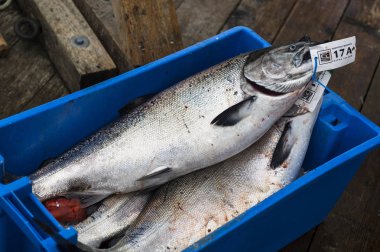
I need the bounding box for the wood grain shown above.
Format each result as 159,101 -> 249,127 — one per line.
222,0 -> 297,42
173,0 -> 185,9
0,39 -> 57,119
73,0 -> 129,71
0,32 -> 8,55
362,64 -> 380,124
177,0 -> 241,46
0,1 -> 21,47
345,0 -> 380,29
22,73 -> 70,111
112,0 -> 183,69
274,0 -> 350,45
0,1 -> 69,119
328,20 -> 380,109
18,0 -> 117,91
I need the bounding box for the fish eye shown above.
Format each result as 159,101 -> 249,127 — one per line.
289,44 -> 297,51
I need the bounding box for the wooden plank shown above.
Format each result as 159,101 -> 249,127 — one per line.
173,0 -> 185,9
309,211 -> 380,252
17,0 -> 117,91
222,0 -> 297,43
0,1 -> 21,47
111,0 -> 183,69
72,0 -> 129,71
0,38 -> 58,119
0,32 -> 8,55
361,65 -> 380,124
280,228 -> 317,252
345,0 -> 380,29
176,0 -> 241,46
328,20 -> 380,109
22,73 -> 70,111
0,1 -> 69,119
274,0 -> 350,45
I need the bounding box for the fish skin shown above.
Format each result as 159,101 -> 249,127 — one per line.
30,41 -> 315,205
105,98 -> 323,252
74,192 -> 151,248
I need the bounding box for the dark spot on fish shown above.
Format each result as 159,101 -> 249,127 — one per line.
189,84 -> 192,87
234,91 -> 238,95
208,229 -> 211,233
177,202 -> 183,211
237,134 -> 240,136
184,105 -> 188,109
211,143 -> 214,146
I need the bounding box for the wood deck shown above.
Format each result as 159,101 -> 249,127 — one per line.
0,0 -> 379,251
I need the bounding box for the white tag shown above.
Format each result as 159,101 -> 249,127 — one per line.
309,36 -> 356,72
295,71 -> 331,112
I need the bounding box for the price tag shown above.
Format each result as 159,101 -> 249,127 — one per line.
295,71 -> 331,112
309,36 -> 356,72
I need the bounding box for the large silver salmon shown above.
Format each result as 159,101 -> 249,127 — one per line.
31,40 -> 315,205
104,98 -> 322,252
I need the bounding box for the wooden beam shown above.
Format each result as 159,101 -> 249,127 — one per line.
222,0 -> 297,43
72,0 -> 129,71
176,0 -> 240,46
0,32 -> 8,55
17,0 -> 117,91
112,0 -> 183,69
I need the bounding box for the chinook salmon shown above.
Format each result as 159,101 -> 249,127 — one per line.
30,38 -> 316,206
103,97 -> 323,252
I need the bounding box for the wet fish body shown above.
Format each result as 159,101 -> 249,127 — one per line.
107,99 -> 322,252
74,192 -> 150,248
31,40 -> 315,205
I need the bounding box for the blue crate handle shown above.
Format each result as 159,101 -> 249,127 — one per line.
0,177 -> 77,251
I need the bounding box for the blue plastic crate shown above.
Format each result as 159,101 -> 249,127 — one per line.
0,27 -> 379,252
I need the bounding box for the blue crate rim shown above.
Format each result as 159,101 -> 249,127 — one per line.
0,26 -> 379,251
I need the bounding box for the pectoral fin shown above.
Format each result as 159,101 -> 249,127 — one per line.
211,96 -> 257,126
137,166 -> 172,181
270,121 -> 295,169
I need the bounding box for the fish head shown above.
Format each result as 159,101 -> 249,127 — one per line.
244,39 -> 317,94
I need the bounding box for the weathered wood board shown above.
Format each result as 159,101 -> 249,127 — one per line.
112,0 -> 183,69
0,1 -> 68,119
222,0 -> 297,43
176,0 -> 241,46
17,0 -> 117,91
74,0 -> 183,71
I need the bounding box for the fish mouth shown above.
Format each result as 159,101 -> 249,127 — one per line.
246,78 -> 285,96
